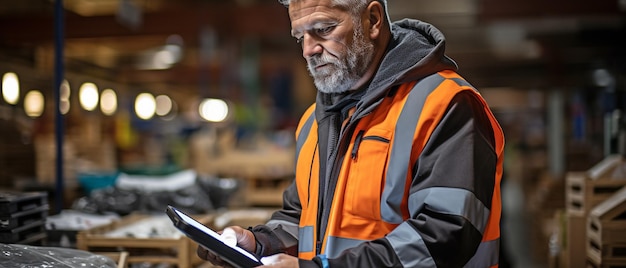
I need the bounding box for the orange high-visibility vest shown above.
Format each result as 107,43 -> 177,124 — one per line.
293,70 -> 504,267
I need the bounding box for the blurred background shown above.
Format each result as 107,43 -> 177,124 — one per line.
0,0 -> 625,267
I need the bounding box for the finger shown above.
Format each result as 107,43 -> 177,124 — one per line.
260,254 -> 280,265
197,245 -> 229,267
232,227 -> 256,252
221,227 -> 238,247
197,245 -> 209,260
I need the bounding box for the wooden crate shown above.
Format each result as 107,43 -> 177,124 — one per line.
190,141 -> 295,207
96,251 -> 129,268
244,176 -> 291,207
77,213 -> 214,268
585,260 -> 624,268
586,186 -> 626,267
587,256 -> 626,268
212,208 -> 276,230
564,213 -> 587,268
566,155 -> 626,216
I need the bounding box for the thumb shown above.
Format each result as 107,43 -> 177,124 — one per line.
220,227 -> 238,247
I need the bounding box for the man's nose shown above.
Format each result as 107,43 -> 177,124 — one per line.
301,34 -> 322,59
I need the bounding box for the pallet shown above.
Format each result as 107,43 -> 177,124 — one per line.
586,186 -> 626,267
0,191 -> 48,216
0,219 -> 46,244
77,213 -> 214,268
0,204 -> 48,230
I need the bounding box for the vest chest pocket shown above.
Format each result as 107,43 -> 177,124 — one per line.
345,128 -> 392,220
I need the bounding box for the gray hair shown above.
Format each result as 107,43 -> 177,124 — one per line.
278,0 -> 388,20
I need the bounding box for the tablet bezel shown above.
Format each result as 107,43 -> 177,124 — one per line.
165,205 -> 262,268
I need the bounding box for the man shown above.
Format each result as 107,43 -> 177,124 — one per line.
198,0 -> 504,267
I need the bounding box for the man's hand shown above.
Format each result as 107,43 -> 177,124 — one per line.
196,226 -> 256,267
260,254 -> 300,267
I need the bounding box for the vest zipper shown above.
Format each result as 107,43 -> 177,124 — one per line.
351,130 -> 364,159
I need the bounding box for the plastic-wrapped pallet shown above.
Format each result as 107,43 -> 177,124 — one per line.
0,243 -> 119,268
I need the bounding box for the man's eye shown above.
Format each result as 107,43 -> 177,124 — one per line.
317,26 -> 335,35
296,36 -> 304,44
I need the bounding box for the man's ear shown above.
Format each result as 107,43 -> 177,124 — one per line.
366,1 -> 384,39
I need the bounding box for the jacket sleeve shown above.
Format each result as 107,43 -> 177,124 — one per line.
250,179 -> 302,257
250,106 -> 315,258
326,90 -> 499,267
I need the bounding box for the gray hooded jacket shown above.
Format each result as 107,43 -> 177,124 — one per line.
251,19 -> 501,268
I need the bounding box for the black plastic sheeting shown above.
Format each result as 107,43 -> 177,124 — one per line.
0,243 -> 117,268
71,176 -> 240,216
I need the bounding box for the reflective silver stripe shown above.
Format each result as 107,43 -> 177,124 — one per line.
298,225 -> 315,253
386,222 -> 435,267
464,239 -> 499,268
267,219 -> 299,239
450,77 -> 474,89
295,112 -> 316,255
296,112 -> 315,162
382,74 -> 446,223
324,236 -> 367,258
409,187 -> 490,234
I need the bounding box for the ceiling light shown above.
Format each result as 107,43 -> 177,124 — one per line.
155,95 -> 173,116
199,98 -> 229,122
60,79 -> 71,114
135,92 -> 156,120
2,72 -> 20,105
24,90 -> 44,118
60,79 -> 71,100
79,82 -> 99,111
592,68 -> 615,88
60,99 -> 70,115
101,88 -> 118,116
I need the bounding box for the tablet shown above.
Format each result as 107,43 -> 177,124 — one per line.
165,205 -> 262,268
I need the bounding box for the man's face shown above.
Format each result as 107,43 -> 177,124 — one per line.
289,0 -> 374,94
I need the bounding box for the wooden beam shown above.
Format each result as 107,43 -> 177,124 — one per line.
0,3 -> 291,46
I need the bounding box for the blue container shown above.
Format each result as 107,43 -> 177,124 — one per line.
77,172 -> 119,194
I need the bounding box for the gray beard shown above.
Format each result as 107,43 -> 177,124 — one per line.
307,27 -> 374,94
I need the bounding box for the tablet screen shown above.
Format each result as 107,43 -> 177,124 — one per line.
171,207 -> 260,262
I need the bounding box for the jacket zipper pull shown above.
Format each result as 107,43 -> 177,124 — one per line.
351,130 -> 364,159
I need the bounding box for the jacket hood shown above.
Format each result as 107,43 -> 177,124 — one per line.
316,19 -> 458,117
374,19 -> 457,88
